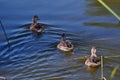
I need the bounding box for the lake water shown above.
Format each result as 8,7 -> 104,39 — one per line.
0,0 -> 120,80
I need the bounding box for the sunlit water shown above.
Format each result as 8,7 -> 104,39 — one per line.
0,0 -> 120,80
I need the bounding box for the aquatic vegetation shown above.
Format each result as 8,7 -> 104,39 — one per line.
109,65 -> 119,80
0,20 -> 10,49
98,0 -> 120,21
100,56 -> 119,80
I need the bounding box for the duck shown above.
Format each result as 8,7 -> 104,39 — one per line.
85,46 -> 101,67
57,33 -> 74,52
0,76 -> 8,80
29,15 -> 44,33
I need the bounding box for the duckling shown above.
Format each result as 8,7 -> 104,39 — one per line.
57,33 -> 74,52
29,15 -> 44,33
0,76 -> 8,80
85,46 -> 101,67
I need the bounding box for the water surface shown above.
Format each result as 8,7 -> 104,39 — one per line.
0,0 -> 120,80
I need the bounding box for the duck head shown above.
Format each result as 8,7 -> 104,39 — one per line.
91,46 -> 97,57
61,33 -> 66,42
33,15 -> 39,23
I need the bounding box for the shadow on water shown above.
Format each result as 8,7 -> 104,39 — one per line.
84,22 -> 120,28
57,50 -> 74,56
85,0 -> 120,29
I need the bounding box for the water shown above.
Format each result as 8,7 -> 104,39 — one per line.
0,0 -> 120,80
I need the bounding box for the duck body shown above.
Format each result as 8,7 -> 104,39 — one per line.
85,46 -> 101,67
57,40 -> 74,52
57,33 -> 73,52
85,56 -> 101,67
0,76 -> 8,80
29,15 -> 44,33
30,23 -> 43,33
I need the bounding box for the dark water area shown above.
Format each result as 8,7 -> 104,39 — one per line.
0,0 -> 120,80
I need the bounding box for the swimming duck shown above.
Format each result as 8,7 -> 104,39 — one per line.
85,46 -> 101,67
57,33 -> 74,52
29,15 -> 44,33
0,76 -> 8,80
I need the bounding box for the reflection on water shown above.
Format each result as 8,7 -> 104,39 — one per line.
0,0 -> 120,80
84,22 -> 120,28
